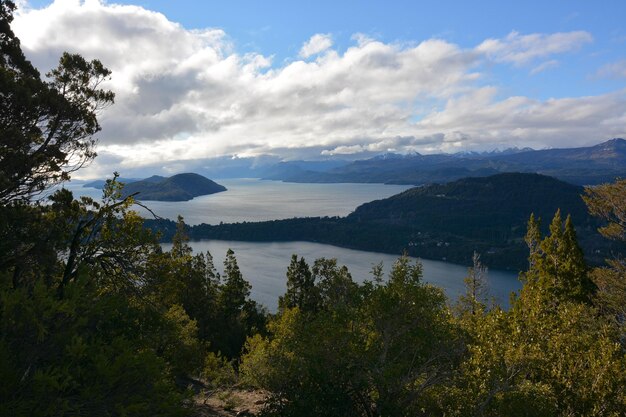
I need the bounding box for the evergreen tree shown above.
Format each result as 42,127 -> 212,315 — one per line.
213,248 -> 266,358
278,255 -> 319,313
583,178 -> 626,345
442,213 -> 626,416
457,251 -> 489,317
220,248 -> 251,316
521,210 -> 594,308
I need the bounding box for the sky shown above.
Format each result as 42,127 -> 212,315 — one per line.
11,0 -> 626,178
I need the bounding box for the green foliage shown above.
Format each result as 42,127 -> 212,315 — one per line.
210,248 -> 266,359
583,178 -> 626,347
202,351 -> 237,389
0,3 -> 114,203
521,210 -> 595,307
439,212 -> 626,416
144,217 -> 266,360
451,299 -> 626,416
161,304 -> 204,377
0,277 -> 189,417
0,10 -> 254,415
313,257 -> 358,309
243,214 -> 626,416
241,255 -> 459,417
278,255 -> 318,313
456,251 -> 489,317
583,178 -> 626,242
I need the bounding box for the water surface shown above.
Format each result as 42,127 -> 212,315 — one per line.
70,178 -> 412,225
163,240 -> 521,312
67,179 -> 521,310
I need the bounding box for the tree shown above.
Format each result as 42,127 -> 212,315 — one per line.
220,248 -> 251,316
0,9 -> 201,414
440,213 -> 626,416
456,251 -> 489,317
241,255 -> 458,417
214,248 -> 266,358
583,178 -> 626,343
583,178 -> 626,242
520,210 -> 594,308
314,257 -> 358,310
278,255 -> 319,313
0,1 -> 114,204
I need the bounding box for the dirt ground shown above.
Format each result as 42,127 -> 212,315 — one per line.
192,388 -> 269,416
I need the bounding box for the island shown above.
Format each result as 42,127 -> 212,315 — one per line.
85,173 -> 227,201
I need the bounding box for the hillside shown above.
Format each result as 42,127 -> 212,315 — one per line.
147,173 -> 622,269
122,173 -> 227,201
348,173 -> 590,238
265,139 -> 626,186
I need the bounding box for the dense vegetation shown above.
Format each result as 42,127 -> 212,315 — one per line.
148,173 -> 621,270
1,3 -> 625,415
264,138 -> 626,186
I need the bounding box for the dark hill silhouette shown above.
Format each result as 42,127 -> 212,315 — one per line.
348,173 -> 590,239
122,173 -> 226,201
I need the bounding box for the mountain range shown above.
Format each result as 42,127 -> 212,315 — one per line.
261,138 -> 626,186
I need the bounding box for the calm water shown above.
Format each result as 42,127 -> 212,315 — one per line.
162,240 -> 521,312
65,178 -> 520,310
70,178 -> 412,225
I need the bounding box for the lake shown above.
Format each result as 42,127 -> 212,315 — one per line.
162,240 -> 521,312
65,178 -> 521,310
67,178 -> 412,225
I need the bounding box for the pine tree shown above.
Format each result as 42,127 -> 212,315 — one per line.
583,178 -> 626,343
521,210 -> 593,308
457,251 -> 488,316
220,248 -> 251,316
171,215 -> 192,259
278,255 -> 318,313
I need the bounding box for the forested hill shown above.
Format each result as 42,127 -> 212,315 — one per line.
148,173 -> 621,270
119,173 -> 226,201
263,138 -> 626,186
348,173 -> 590,236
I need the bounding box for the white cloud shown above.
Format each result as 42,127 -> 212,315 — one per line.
477,30 -> 592,66
595,59 -> 626,79
321,144 -> 365,155
11,1 -> 625,178
530,59 -> 559,75
299,33 -> 333,58
415,87 -> 626,151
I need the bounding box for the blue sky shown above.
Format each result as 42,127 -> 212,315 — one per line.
25,0 -> 625,97
13,0 -> 626,177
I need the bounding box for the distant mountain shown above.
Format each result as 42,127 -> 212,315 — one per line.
84,177 -> 142,188
452,147 -> 535,158
147,172 -> 622,270
140,175 -> 167,183
259,159 -> 351,180
122,173 -> 226,201
267,139 -> 626,186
